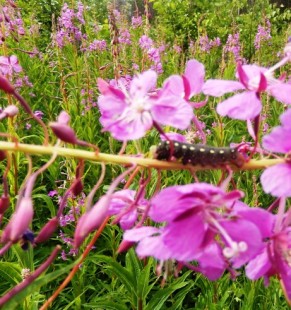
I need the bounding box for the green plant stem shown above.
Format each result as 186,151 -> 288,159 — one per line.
0,141 -> 284,171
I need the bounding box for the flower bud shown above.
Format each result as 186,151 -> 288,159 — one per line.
34,217 -> 58,244
0,75 -> 14,94
72,179 -> 83,196
1,197 -> 33,243
117,240 -> 135,253
74,195 -> 109,248
0,195 -> 9,214
0,150 -> 6,161
49,122 -> 78,144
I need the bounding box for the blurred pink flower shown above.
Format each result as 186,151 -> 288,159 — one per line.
0,55 -> 22,76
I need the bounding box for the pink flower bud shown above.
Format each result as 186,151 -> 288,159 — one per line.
34,217 -> 58,244
49,122 -> 78,144
72,179 -> 83,196
117,239 -> 135,253
0,195 -> 9,214
0,75 -> 14,94
74,196 -> 110,248
1,197 -> 33,243
0,150 -> 6,161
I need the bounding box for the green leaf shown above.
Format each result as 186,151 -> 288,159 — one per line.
146,281 -> 189,310
2,261 -> 75,309
0,262 -> 22,286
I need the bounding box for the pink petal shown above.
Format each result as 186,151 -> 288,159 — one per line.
151,96 -> 193,130
102,110 -> 153,140
257,73 -> 268,92
281,268 -> 291,303
123,226 -> 160,242
130,70 -> 157,99
217,91 -> 262,120
237,64 -> 249,88
221,219 -> 264,268
0,56 -> 9,66
262,126 -> 291,153
136,234 -> 172,260
97,78 -> 126,100
268,83 -> 291,105
246,249 -> 271,279
239,64 -> 267,79
235,207 -> 275,239
261,164 -> 291,197
280,109 -> 291,129
202,79 -> 244,97
195,243 -> 226,280
160,132 -> 187,143
149,184 -> 205,222
162,75 -> 184,98
183,59 -> 205,98
162,214 -> 206,261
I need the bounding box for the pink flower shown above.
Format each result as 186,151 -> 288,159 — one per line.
203,64 -> 291,120
97,70 -> 193,140
261,109 -> 291,197
246,203 -> 291,302
0,55 -> 22,76
123,183 -> 265,280
107,189 -> 147,230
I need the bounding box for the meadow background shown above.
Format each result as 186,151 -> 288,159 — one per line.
0,0 -> 290,309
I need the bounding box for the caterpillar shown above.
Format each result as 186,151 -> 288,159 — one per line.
153,140 -> 245,167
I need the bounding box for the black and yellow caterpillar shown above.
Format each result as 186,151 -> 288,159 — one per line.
153,140 -> 245,167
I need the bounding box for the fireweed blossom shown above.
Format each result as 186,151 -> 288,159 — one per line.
107,189 -> 148,230
261,109 -> 291,197
97,70 -> 193,140
0,55 -> 22,76
123,183 -> 265,280
246,198 -> 291,302
203,64 -> 291,120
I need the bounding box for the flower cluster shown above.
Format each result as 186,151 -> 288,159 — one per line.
54,2 -> 86,48
255,19 -> 272,50
138,35 -> 163,74
0,4 -> 25,42
224,33 -> 241,61
198,35 -> 221,53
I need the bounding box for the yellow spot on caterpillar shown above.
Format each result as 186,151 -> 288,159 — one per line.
190,146 -> 195,151
166,141 -> 170,144
210,150 -> 215,154
182,145 -> 187,149
200,148 -> 205,152
174,142 -> 179,147
219,150 -> 224,154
